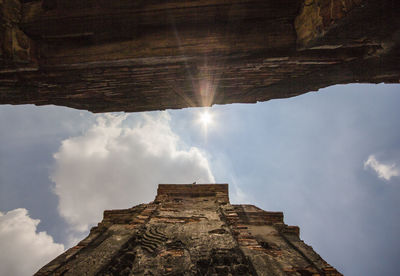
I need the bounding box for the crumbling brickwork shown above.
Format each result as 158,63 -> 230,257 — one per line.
36,184 -> 342,275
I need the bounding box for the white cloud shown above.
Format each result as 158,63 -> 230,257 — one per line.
364,155 -> 399,181
51,112 -> 215,233
0,209 -> 64,276
230,184 -> 251,204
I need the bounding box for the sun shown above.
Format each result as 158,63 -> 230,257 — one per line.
200,110 -> 212,127
197,109 -> 215,137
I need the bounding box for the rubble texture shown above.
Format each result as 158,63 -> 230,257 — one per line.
36,184 -> 342,275
0,0 -> 399,113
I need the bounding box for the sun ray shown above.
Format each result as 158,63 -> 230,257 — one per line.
200,110 -> 212,127
197,108 -> 215,140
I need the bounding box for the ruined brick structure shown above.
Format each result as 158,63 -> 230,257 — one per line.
0,0 -> 399,113
36,184 -> 342,275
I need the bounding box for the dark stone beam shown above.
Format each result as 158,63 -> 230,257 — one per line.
0,0 -> 399,113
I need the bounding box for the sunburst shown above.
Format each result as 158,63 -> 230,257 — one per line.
200,110 -> 212,127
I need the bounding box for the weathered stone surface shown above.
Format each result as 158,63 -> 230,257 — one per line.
295,0 -> 365,48
36,184 -> 342,275
0,0 -> 36,69
0,0 -> 399,113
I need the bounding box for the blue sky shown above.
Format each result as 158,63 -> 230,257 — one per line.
0,83 -> 399,275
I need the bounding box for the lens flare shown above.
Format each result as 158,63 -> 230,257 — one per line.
200,111 -> 212,127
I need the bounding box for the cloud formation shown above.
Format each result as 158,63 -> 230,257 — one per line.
364,155 -> 399,181
0,209 -> 64,276
51,112 -> 215,232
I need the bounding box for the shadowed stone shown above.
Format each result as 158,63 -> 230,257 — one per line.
0,0 -> 399,113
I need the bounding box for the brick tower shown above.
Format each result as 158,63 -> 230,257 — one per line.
36,184 -> 341,275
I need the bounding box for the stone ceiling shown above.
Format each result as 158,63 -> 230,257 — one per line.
1,0 -> 399,112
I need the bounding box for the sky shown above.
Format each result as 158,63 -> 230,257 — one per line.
0,83 -> 399,275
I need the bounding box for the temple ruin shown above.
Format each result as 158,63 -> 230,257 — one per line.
36,184 -> 342,275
